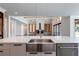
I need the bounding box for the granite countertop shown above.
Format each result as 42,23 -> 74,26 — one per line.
0,36 -> 79,43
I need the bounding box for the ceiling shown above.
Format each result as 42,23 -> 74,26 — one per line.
0,3 -> 79,16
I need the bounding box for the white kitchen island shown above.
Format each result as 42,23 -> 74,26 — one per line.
0,36 -> 78,43
0,36 -> 79,56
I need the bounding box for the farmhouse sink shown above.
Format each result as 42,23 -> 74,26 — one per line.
28,39 -> 54,43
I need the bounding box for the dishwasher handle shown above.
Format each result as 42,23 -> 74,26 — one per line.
59,47 -> 78,48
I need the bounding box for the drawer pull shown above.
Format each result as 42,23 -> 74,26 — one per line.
0,44 -> 3,46
30,52 -> 37,54
0,51 -> 3,52
14,44 -> 22,46
60,47 -> 78,48
44,52 -> 52,54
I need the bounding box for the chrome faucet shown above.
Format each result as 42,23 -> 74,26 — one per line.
39,32 -> 42,38
40,35 -> 42,38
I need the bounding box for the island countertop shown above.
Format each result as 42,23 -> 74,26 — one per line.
0,36 -> 79,43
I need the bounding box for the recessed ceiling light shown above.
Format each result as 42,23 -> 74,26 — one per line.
14,12 -> 18,15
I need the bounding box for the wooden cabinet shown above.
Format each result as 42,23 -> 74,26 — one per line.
0,12 -> 3,38
10,44 -> 26,56
28,24 -> 36,35
56,43 -> 78,56
44,24 -> 52,32
29,24 -> 36,33
44,24 -> 52,35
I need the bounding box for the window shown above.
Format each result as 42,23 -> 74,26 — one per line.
53,23 -> 61,36
75,19 -> 79,37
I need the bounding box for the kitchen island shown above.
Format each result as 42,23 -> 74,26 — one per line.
0,36 -> 79,56
0,36 -> 78,43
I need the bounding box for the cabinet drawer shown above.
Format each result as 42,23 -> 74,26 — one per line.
0,44 -> 10,50
10,43 -> 26,56
0,49 -> 9,56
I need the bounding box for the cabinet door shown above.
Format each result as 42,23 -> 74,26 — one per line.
0,49 -> 9,56
42,44 -> 53,52
56,43 -> 78,56
0,44 -> 10,56
26,44 -> 37,52
42,44 -> 56,53
44,24 -> 52,32
29,24 -> 36,33
10,44 -> 26,56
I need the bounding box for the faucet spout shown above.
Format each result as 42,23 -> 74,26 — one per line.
40,34 -> 42,38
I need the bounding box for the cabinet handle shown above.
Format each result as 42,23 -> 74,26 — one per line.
60,47 -> 78,48
29,52 -> 37,54
0,51 -> 3,52
14,44 -> 22,46
44,52 -> 52,54
0,44 -> 3,46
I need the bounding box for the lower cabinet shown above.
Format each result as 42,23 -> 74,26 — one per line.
0,43 -> 78,56
0,44 -> 10,56
56,43 -> 78,56
42,44 -> 56,53
0,43 -> 26,56
0,49 -> 9,56
9,43 -> 26,56
26,44 -> 38,52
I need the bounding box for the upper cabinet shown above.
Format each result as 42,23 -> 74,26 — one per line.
29,24 -> 36,33
44,24 -> 52,32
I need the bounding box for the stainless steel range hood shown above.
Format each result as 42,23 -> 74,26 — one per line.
36,23 -> 44,34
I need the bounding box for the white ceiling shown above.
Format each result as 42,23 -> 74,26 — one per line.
0,3 -> 79,16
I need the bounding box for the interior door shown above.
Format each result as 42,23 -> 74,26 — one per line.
0,12 -> 3,38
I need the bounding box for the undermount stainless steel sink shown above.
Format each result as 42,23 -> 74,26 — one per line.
28,39 -> 54,43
